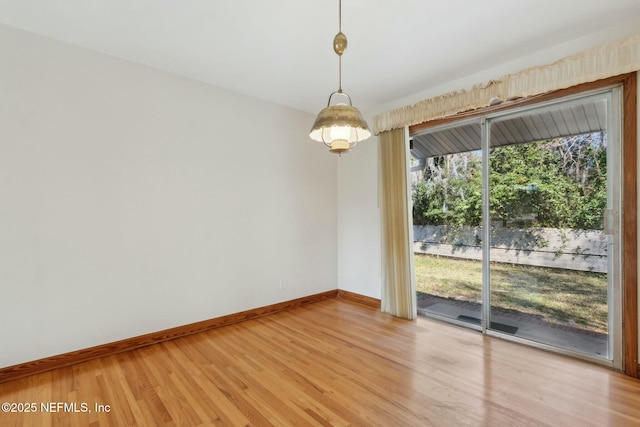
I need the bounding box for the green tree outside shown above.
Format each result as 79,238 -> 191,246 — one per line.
412,132 -> 606,230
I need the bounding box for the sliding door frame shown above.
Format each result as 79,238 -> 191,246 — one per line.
409,73 -> 638,378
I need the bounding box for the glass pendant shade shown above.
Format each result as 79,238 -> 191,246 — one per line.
310,101 -> 371,154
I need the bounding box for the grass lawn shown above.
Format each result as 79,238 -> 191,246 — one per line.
414,254 -> 608,333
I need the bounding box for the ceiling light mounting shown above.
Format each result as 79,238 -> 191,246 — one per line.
309,0 -> 371,154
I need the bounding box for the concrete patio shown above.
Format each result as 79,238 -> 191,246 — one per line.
418,293 -> 609,358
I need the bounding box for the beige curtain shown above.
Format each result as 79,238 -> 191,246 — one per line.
373,33 -> 640,134
379,128 -> 416,319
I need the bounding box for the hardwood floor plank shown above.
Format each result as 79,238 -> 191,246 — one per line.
0,291 -> 339,384
1,298 -> 639,426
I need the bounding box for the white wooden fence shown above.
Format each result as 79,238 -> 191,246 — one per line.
413,225 -> 608,273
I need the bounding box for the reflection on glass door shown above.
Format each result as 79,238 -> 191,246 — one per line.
486,92 -> 619,360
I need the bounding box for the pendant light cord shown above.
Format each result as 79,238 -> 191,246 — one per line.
339,58 -> 342,93
338,0 -> 342,93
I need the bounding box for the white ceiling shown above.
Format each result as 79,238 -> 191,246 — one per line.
0,0 -> 639,115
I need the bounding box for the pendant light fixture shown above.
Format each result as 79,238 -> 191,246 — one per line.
309,0 -> 371,154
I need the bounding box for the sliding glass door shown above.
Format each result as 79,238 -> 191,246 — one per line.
412,88 -> 621,366
485,91 -> 620,363
412,119 -> 483,329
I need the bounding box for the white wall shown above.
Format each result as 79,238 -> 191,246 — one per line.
0,24 -> 337,368
337,137 -> 381,298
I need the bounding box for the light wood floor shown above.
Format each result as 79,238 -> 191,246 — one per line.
1,298 -> 639,426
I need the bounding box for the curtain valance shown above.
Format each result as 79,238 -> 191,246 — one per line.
373,33 -> 640,135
